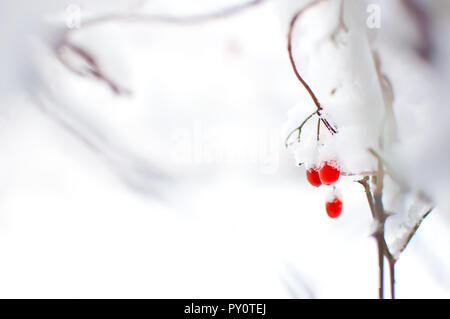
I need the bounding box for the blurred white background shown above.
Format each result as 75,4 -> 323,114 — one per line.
0,0 -> 449,298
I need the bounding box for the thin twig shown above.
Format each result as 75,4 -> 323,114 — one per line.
285,110 -> 318,147
287,0 -> 337,135
316,117 -> 321,141
388,258 -> 396,299
342,170 -> 377,177
377,233 -> 385,299
364,151 -> 398,299
57,42 -> 129,95
287,0 -> 325,110
368,148 -> 403,299
357,173 -> 387,298
357,176 -> 375,218
368,149 -> 434,299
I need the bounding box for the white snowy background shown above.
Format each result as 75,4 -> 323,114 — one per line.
0,0 -> 449,298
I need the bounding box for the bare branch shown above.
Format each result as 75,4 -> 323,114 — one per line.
286,0 -> 338,135
285,110 -> 318,148
57,42 -> 130,95
357,176 -> 375,218
388,258 -> 396,299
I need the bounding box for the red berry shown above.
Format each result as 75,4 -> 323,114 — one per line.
306,167 -> 322,187
319,161 -> 340,185
325,196 -> 343,218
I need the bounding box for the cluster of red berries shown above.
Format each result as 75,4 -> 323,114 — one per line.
306,161 -> 343,218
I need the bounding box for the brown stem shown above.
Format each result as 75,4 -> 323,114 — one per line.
357,176 -> 375,218
358,174 -> 386,299
388,258 -> 396,299
369,150 -> 401,298
367,149 -> 433,299
359,150 -> 398,299
381,233 -> 396,299
57,42 -> 130,95
285,110 -> 318,147
316,117 -> 321,141
287,0 -> 324,111
377,234 -> 385,299
287,0 -> 337,135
